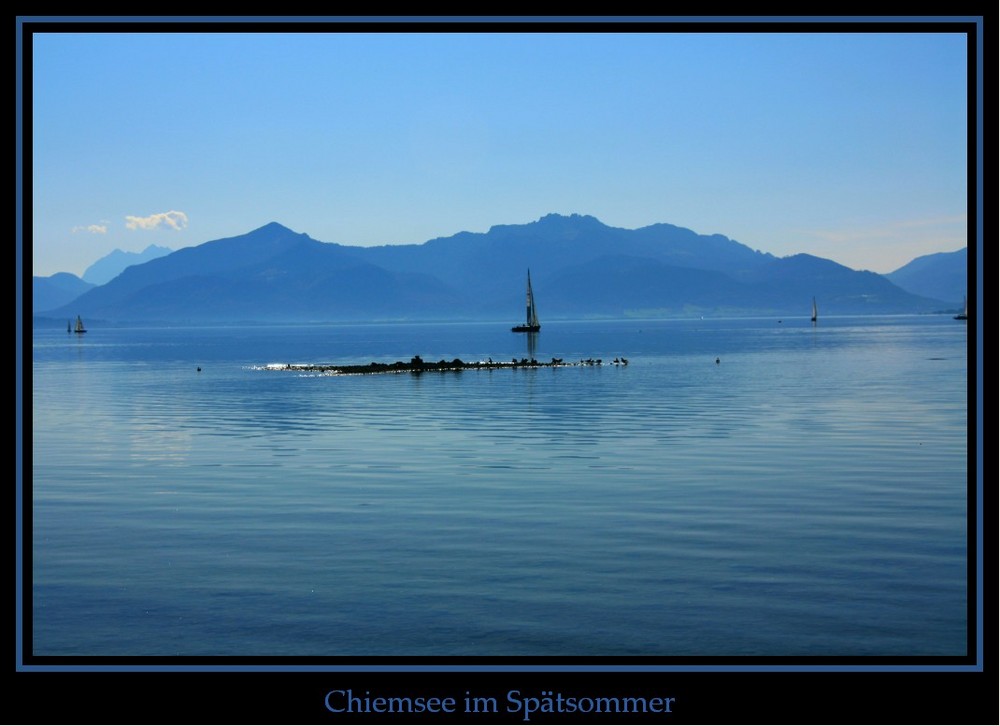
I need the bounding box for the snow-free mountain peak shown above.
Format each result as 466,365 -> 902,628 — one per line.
45,215 -> 950,323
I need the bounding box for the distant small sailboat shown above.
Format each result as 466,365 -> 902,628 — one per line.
511,269 -> 541,333
67,320 -> 72,333
954,296 -> 967,321
811,297 -> 818,323
74,315 -> 87,334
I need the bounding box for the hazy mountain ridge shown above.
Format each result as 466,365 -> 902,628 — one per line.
56,223 -> 325,317
886,248 -> 967,304
352,213 -> 777,312
541,255 -> 754,315
47,215 -> 952,323
82,244 -> 173,285
33,272 -> 95,314
52,223 -> 463,322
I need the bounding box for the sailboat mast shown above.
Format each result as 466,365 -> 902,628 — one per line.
511,268 -> 541,332
526,270 -> 534,326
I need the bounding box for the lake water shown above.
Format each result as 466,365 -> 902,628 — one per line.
29,316 -> 970,658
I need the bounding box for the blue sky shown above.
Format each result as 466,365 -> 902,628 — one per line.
28,25 -> 971,277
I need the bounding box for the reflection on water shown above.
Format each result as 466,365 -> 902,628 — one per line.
31,317 -> 968,656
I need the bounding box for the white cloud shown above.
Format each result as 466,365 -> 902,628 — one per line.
71,224 -> 108,234
125,210 -> 189,231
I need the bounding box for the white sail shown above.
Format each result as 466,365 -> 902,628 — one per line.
527,272 -> 539,327
512,270 -> 541,332
811,297 -> 818,322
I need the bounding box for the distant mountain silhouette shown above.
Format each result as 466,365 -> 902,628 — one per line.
746,253 -> 931,312
33,272 -> 95,313
353,213 -> 774,312
48,215 -> 948,323
886,248 -> 967,305
82,244 -> 173,285
541,255 -> 754,315
52,222 -> 461,322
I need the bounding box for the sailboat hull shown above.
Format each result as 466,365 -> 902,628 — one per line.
511,324 -> 540,333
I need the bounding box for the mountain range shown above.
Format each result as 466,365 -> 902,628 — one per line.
82,244 -> 173,285
40,214 -> 958,323
33,272 -> 96,314
886,247 -> 967,304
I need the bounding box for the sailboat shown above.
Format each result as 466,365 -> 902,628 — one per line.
954,296 -> 968,320
511,270 -> 541,333
811,297 -> 818,323
74,315 -> 87,334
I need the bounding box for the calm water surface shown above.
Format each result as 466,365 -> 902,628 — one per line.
30,316 -> 968,657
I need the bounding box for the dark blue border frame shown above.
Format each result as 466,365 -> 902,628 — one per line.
16,16 -> 986,687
